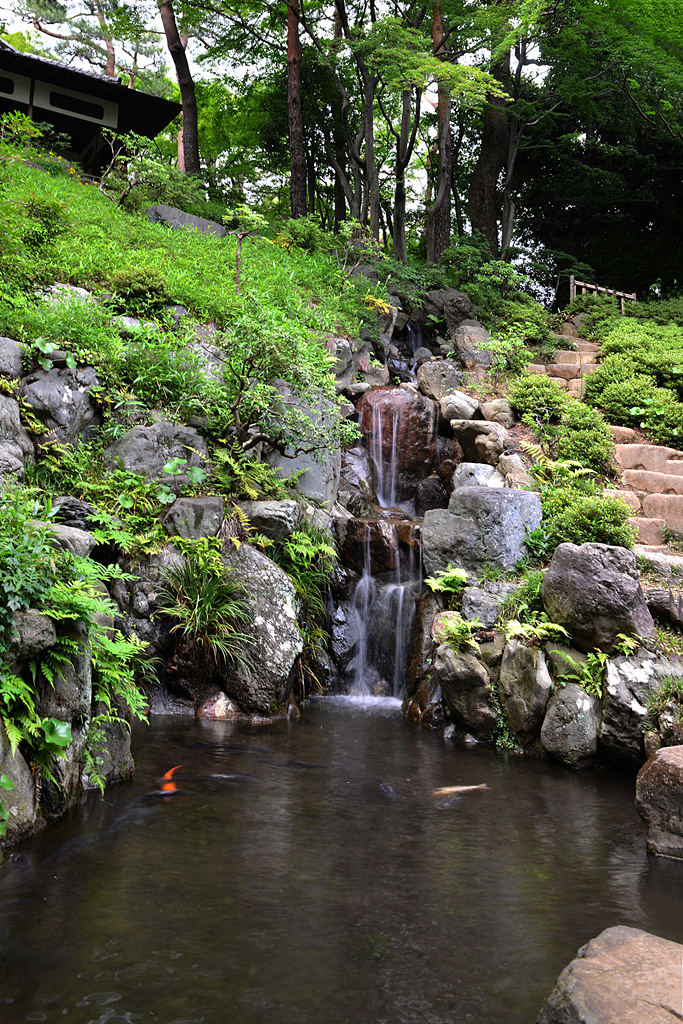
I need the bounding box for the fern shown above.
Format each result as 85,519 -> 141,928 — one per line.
519,441 -> 595,486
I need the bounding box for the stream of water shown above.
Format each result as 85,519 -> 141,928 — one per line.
2,700 -> 682,1024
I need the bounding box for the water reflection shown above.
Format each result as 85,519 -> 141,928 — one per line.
0,700 -> 682,1024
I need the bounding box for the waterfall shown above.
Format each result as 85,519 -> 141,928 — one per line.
347,524 -> 422,699
369,399 -> 399,508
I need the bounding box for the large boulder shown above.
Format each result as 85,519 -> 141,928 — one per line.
331,337 -> 355,392
340,445 -> 377,501
334,518 -> 398,574
434,646 -> 499,736
238,499 -> 301,543
147,203 -> 227,237
0,719 -> 37,839
105,421 -> 210,486
440,390 -> 480,421
0,336 -> 24,379
219,542 -> 303,714
540,682 -> 602,767
601,652 -> 679,767
20,367 -> 101,444
442,291 -> 477,335
451,320 -> 492,373
452,463 -> 505,489
357,387 -> 437,501
422,487 -> 542,577
405,591 -> 442,697
46,521 -> 97,558
111,547 -> 183,657
266,383 -> 342,508
499,640 -> 553,740
9,609 -> 57,661
416,359 -> 463,401
414,476 -> 449,517
537,926 -> 683,1024
163,496 -> 224,539
542,543 -> 656,653
450,419 -> 509,465
0,395 -> 34,480
461,583 -> 517,629
635,746 -> 683,859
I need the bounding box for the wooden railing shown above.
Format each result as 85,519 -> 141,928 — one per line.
569,275 -> 637,314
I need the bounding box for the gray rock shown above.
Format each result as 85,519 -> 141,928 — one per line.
414,476 -> 449,517
105,421 -> 210,485
406,591 -> 442,697
498,452 -> 537,490
113,548 -> 183,657
163,496 -> 224,539
238,499 -> 301,542
147,203 -> 227,237
53,495 -> 101,532
482,398 -> 515,428
544,643 -> 589,681
332,338 -> 355,392
9,609 -> 57,660
540,682 -> 602,767
537,926 -> 683,1024
219,543 -> 303,714
461,585 -> 516,629
442,291 -> 477,335
451,321 -> 493,372
46,521 -> 97,558
83,699 -> 134,789
36,626 -> 92,819
600,651 -> 677,767
0,718 -> 36,839
265,383 -> 341,508
422,487 -> 542,577
440,390 -> 480,421
0,336 -> 24,379
434,646 -> 499,736
0,395 -> 34,481
450,419 -> 509,465
416,359 -> 463,401
636,746 -> 683,859
413,346 -> 433,364
43,283 -> 94,306
452,462 -> 505,489
499,640 -> 553,739
340,446 -> 376,500
20,366 -> 101,444
542,543 -> 656,653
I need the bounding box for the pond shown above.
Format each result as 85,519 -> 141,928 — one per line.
1,697 -> 682,1024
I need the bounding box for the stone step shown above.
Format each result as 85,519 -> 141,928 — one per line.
642,493 -> 683,532
554,350 -> 581,365
579,363 -> 599,376
566,380 -> 586,398
616,443 -> 683,476
603,488 -> 641,511
628,516 -> 666,545
527,363 -> 547,375
575,340 -> 601,353
547,364 -> 579,380
622,470 -> 683,494
610,425 -> 637,444
634,546 -> 683,579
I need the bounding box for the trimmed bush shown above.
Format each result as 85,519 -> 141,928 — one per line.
541,486 -> 636,549
508,373 -> 568,420
598,376 -> 676,426
554,403 -> 614,473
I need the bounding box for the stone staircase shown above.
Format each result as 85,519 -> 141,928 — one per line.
610,441 -> 683,547
527,337 -> 602,398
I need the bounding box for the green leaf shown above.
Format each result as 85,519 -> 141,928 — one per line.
0,774 -> 13,792
41,718 -> 72,749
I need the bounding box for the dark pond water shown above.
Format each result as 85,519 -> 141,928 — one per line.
2,697 -> 683,1024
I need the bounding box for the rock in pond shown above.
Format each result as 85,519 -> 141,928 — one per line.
537,925 -> 683,1023
540,682 -> 602,767
542,543 -> 655,653
422,487 -> 542,577
499,640 -> 553,740
220,543 -> 303,715
636,746 -> 683,859
600,651 -> 673,767
434,646 -> 498,736
0,718 -> 37,840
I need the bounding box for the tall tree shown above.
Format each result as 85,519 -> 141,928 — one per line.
158,0 -> 200,173
287,0 -> 307,217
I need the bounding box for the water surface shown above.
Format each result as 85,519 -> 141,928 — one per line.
1,697 -> 682,1024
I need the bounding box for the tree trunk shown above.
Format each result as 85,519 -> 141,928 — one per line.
158,0 -> 200,175
95,5 -> 116,77
287,0 -> 307,218
431,4 -> 451,263
176,34 -> 188,173
468,33 -> 509,256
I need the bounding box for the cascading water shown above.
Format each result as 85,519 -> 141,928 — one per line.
369,399 -> 399,507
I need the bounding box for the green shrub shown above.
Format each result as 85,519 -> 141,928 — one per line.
595,376 -> 676,426
540,486 -> 636,549
508,373 -> 568,420
554,403 -> 615,473
109,267 -> 168,314
642,401 -> 683,447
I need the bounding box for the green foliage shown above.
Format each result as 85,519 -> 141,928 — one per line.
424,563 -> 469,605
499,569 -> 545,622
0,772 -> 13,837
435,613 -> 480,653
100,130 -> 206,213
109,267 -> 169,315
553,403 -> 615,474
212,445 -> 289,501
439,231 -> 493,289
646,675 -> 683,724
537,485 -> 637,552
559,650 -> 609,700
509,373 -> 568,422
158,545 -> 253,673
504,615 -> 569,647
482,324 -> 533,381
